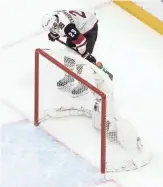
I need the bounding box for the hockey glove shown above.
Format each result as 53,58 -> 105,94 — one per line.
82,52 -> 96,64
48,32 -> 60,42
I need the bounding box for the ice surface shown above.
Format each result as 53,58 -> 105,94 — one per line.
1,1 -> 163,187
1,122 -> 108,187
0,100 -> 24,125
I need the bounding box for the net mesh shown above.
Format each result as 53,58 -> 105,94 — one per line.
34,47 -> 152,173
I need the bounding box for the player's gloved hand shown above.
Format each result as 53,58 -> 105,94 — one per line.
82,52 -> 96,64
48,32 -> 60,42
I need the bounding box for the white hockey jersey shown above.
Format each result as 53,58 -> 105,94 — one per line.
53,10 -> 98,36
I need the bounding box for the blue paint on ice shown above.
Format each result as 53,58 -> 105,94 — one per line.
1,122 -> 107,187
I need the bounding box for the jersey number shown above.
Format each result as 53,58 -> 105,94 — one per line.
69,11 -> 86,18
68,29 -> 77,38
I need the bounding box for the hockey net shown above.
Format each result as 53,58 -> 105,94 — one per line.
34,47 -> 151,173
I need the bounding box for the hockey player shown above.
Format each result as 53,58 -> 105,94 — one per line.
41,9 -> 98,97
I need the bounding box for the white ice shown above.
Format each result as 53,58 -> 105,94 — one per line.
0,1 -> 163,187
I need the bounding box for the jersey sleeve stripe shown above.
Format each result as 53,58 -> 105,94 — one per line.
76,39 -> 87,48
72,33 -> 86,45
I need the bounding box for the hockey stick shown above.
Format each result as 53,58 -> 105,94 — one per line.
56,39 -> 113,80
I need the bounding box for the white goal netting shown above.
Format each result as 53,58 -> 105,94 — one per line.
34,46 -> 152,173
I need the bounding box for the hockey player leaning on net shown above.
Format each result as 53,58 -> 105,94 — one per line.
41,10 -> 147,159
42,10 -> 98,97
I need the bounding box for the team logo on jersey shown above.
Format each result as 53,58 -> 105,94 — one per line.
58,22 -> 65,29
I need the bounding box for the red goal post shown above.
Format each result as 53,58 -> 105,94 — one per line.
34,48 -> 107,173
